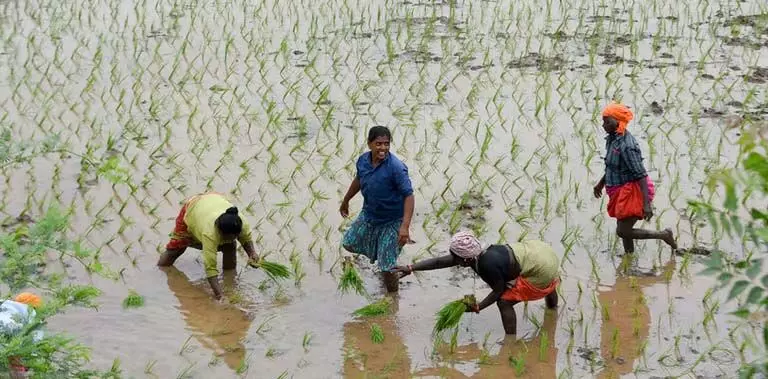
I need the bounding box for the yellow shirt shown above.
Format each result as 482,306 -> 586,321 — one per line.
509,240 -> 560,288
183,193 -> 253,277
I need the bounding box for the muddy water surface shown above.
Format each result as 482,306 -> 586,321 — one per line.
0,0 -> 766,377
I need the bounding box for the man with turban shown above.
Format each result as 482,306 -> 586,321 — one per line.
390,230 -> 560,335
593,103 -> 677,254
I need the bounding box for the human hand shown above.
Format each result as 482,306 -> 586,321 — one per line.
464,303 -> 479,313
339,201 -> 350,218
643,202 -> 653,221
247,254 -> 261,268
390,265 -> 413,279
398,224 -> 410,247
593,183 -> 604,199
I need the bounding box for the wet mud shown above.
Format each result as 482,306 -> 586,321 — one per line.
0,0 -> 765,377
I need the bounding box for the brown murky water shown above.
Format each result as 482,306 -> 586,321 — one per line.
0,0 -> 766,377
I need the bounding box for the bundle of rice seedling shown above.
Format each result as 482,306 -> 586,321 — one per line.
370,323 -> 384,344
249,258 -> 291,282
352,297 -> 393,318
432,294 -> 477,337
338,257 -> 366,297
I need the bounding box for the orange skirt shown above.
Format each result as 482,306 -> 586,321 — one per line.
606,181 -> 645,220
501,276 -> 559,302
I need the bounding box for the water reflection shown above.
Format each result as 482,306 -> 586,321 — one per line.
597,257 -> 676,379
162,266 -> 253,372
413,309 -> 559,378
342,293 -> 412,379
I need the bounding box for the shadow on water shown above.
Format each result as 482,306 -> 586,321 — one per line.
413,310 -> 558,378
597,257 -> 677,379
342,293 -> 412,379
161,266 -> 253,372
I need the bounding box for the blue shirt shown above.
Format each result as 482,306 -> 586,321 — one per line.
356,151 -> 414,225
604,131 -> 648,187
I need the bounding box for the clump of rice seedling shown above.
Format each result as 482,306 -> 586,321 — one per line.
122,290 -> 144,309
338,256 -> 366,297
509,352 -> 526,376
370,323 -> 384,344
249,257 -> 291,282
352,297 -> 393,318
433,294 -> 476,337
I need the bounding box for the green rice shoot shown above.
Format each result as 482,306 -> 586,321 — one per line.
433,295 -> 477,337
122,290 -> 144,309
352,297 -> 393,318
370,323 -> 384,344
250,258 -> 291,282
338,257 -> 366,297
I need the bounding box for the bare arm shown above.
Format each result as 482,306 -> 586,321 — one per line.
397,194 -> 415,246
342,177 -> 361,203
207,277 -> 223,300
475,282 -> 507,312
242,240 -> 259,261
637,176 -> 650,205
637,176 -> 653,220
411,254 -> 458,272
594,174 -> 606,198
340,177 -> 361,218
402,194 -> 414,228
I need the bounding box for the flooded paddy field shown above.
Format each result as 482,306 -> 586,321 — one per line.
0,0 -> 766,377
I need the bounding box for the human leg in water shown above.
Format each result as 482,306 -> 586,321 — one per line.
616,217 -> 677,254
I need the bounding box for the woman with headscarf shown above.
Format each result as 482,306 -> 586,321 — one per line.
339,126 -> 415,293
157,192 -> 260,300
593,103 -> 677,254
391,231 -> 560,335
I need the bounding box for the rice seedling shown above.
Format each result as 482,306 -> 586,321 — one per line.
370,323 -> 385,344
255,315 -> 277,335
509,352 -> 526,376
302,331 -> 313,352
144,360 -> 157,375
122,290 -> 144,309
433,295 -> 476,337
539,331 -> 550,362
249,257 -> 291,283
176,362 -> 195,379
352,297 -> 393,318
338,256 -> 367,297
178,336 -> 194,356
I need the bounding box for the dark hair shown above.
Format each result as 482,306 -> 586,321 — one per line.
367,126 -> 392,143
216,207 -> 243,235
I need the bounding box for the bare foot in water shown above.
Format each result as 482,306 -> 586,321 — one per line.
663,228 -> 677,250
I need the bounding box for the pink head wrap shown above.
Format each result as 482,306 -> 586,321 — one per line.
449,230 -> 483,259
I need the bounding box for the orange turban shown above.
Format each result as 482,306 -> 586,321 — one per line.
602,103 -> 634,135
14,292 -> 42,308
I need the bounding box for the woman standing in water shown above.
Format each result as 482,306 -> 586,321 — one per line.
391,230 -> 560,335
593,103 -> 677,254
157,192 -> 260,300
339,126 -> 415,292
